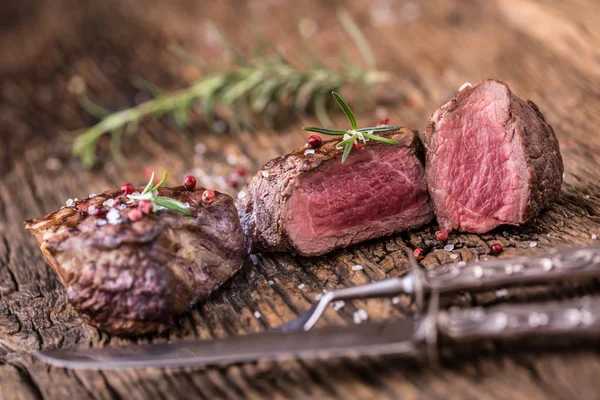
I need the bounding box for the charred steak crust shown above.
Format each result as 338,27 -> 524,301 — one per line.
25,187 -> 245,335
422,79 -> 563,233
237,128 -> 433,256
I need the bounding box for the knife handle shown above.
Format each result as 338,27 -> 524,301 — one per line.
436,297 -> 600,342
423,246 -> 600,293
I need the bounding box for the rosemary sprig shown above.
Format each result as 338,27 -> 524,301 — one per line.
303,92 -> 400,163
72,12 -> 390,168
127,171 -> 192,216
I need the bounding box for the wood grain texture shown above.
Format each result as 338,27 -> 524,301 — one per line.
1,0 -> 600,398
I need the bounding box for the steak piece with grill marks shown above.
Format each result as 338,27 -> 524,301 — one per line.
25,186 -> 245,335
423,79 -> 563,233
237,128 -> 433,256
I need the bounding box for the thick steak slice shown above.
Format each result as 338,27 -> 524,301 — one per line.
238,128 -> 433,256
25,187 -> 245,335
423,79 -> 563,233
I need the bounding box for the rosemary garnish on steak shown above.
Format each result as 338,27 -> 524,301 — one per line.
302,92 -> 400,163
127,171 -> 192,216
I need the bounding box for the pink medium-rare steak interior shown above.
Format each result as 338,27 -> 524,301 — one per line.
427,81 -> 529,232
284,145 -> 432,255
426,80 -> 541,233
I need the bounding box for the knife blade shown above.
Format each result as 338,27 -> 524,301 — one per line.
34,319 -> 419,370
34,296 -> 600,370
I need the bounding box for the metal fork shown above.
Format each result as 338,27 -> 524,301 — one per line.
273,245 -> 600,332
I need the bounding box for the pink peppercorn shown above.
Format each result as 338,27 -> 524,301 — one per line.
353,140 -> 365,151
91,207 -> 108,217
435,229 -> 449,242
184,175 -> 197,190
376,118 -> 390,127
413,248 -> 425,260
307,135 -> 323,148
120,183 -> 135,196
227,176 -> 239,188
491,243 -> 503,255
139,200 -> 153,214
128,208 -> 143,222
202,189 -> 216,205
235,166 -> 247,176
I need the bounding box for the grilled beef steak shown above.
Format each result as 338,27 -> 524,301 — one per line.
25,187 -> 245,335
238,128 -> 433,256
423,79 -> 563,233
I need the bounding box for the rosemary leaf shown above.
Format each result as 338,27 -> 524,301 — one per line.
356,125 -> 401,133
141,172 -> 156,195
337,134 -> 357,148
332,91 -> 357,130
154,197 -> 193,216
341,142 -> 353,163
362,133 -> 399,145
302,92 -> 399,163
302,127 -> 347,136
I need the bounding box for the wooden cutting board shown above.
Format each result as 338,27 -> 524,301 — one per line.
1,0 -> 600,399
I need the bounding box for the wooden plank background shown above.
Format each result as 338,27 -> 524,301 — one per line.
1,0 -> 600,398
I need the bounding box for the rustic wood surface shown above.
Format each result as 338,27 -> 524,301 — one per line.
1,0 -> 600,398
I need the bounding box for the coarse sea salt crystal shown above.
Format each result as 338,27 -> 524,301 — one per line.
268,280 -> 274,285
457,261 -> 467,267
450,254 -> 458,259
89,193 -> 97,198
353,312 -> 362,324
237,191 -> 247,200
65,199 -> 74,207
183,202 -> 190,209
118,203 -> 127,210
195,142 -> 207,155
254,311 -> 261,319
495,289 -> 508,297
88,205 -> 96,214
304,149 -> 315,156
458,82 -> 472,92
530,241 -> 538,248
352,265 -> 363,271
333,301 -> 345,311
444,244 -> 455,252
297,283 -> 305,289
392,296 -> 400,305
592,234 -> 598,240
97,219 -> 107,227
103,199 -> 115,208
262,171 -> 270,178
106,208 -> 121,224
227,154 -> 238,166
357,309 -> 368,321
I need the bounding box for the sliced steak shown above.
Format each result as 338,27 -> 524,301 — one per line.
238,128 -> 433,256
25,187 -> 245,335
423,79 -> 563,233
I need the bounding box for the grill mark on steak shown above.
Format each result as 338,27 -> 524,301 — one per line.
25,186 -> 245,335
237,128 -> 433,256
423,79 -> 563,233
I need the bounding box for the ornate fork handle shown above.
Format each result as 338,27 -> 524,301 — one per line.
437,297 -> 600,342
424,246 -> 600,293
